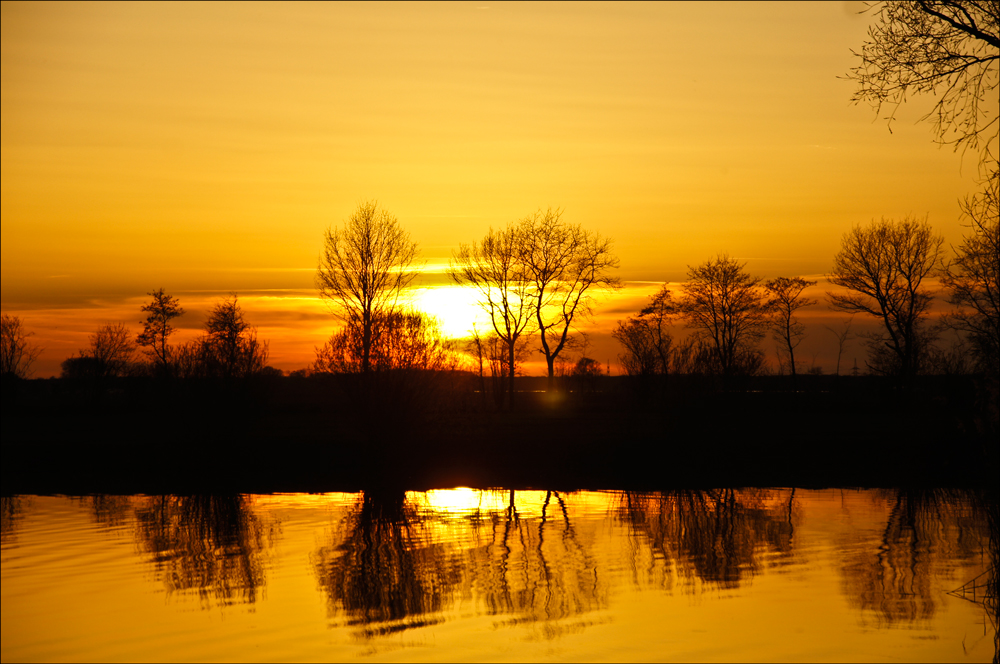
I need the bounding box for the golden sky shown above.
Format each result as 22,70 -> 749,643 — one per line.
1,1 -> 990,376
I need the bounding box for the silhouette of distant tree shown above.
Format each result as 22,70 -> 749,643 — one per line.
613,286 -> 678,377
200,295 -> 269,380
314,309 -> 453,373
824,316 -> 856,377
451,224 -> 535,409
317,202 -> 419,374
943,171 -> 1000,376
828,217 -> 944,379
764,277 -> 817,388
137,288 -> 184,373
847,1 -> 999,166
570,357 -> 603,392
0,314 -> 41,379
86,322 -> 137,379
678,256 -> 770,379
519,209 -> 622,391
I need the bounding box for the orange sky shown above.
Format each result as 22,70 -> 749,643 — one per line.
1,1 -> 992,377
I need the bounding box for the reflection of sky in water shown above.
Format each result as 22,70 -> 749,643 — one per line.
1,489 -> 995,662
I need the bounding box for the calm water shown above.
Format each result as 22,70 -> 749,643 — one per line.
1,489 -> 996,662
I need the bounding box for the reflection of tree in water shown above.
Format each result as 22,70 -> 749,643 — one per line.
0,495 -> 27,544
313,489 -> 462,636
617,489 -> 795,590
465,490 -> 607,630
80,495 -> 132,529
133,495 -> 277,607
840,489 -> 991,627
313,489 -> 607,640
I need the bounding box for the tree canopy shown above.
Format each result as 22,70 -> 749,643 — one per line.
848,0 -> 999,166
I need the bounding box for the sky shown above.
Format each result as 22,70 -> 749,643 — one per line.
1,1 -> 992,377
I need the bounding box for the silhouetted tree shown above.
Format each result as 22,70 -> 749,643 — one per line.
200,295 -> 269,380
137,288 -> 184,374
847,0 -> 999,166
519,209 -> 622,391
314,309 -> 454,373
613,286 -> 677,376
824,316 -> 856,376
828,217 -> 944,378
317,201 -> 419,374
943,171 -> 1000,376
85,322 -> 137,378
678,256 -> 770,379
59,355 -> 101,380
451,224 -> 535,409
571,356 -> 603,392
764,277 -> 817,388
0,314 -> 41,379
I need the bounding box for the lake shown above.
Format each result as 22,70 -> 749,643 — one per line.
1,488 -> 995,662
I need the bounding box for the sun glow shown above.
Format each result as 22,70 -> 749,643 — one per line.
408,286 -> 490,339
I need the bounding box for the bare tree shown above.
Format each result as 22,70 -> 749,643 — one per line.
847,0 -> 999,166
828,216 -> 945,378
317,201 -> 419,374
137,288 -> 184,372
450,224 -> 535,409
764,277 -> 817,389
518,209 -> 622,391
678,255 -> 771,379
824,316 -> 856,376
0,314 -> 42,379
942,170 -> 999,375
613,286 -> 680,378
88,323 -> 137,378
200,295 -> 269,379
314,309 -> 454,374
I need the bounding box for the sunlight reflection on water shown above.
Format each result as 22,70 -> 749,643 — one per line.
1,489 -> 995,662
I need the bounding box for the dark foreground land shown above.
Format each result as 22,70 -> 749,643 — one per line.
3,372 -> 998,494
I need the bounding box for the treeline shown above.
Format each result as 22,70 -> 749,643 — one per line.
616,176 -> 999,392
1,174 -> 997,407
44,292 -> 273,382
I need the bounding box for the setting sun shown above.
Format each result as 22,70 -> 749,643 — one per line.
408,283 -> 489,340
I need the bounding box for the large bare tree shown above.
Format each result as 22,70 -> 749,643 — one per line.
848,0 -> 999,166
828,216 -> 945,378
678,255 -> 771,379
518,209 -> 621,391
450,224 -> 535,409
317,202 -> 419,374
942,171 -> 1000,375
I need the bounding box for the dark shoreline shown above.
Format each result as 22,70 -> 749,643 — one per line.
3,373 -> 997,494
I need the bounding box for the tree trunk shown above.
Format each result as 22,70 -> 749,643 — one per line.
507,341 -> 516,411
